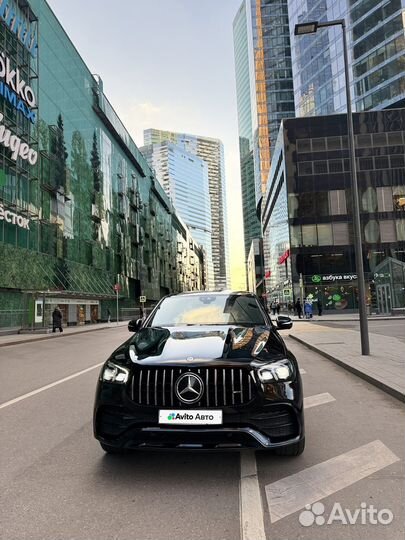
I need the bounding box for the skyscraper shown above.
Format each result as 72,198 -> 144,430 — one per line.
144,129 -> 230,290
140,141 -> 214,290
289,0 -> 405,117
234,0 -> 296,210
233,0 -> 261,263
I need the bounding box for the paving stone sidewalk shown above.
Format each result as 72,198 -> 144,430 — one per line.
289,323 -> 405,403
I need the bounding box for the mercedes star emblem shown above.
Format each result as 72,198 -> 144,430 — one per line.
175,372 -> 204,404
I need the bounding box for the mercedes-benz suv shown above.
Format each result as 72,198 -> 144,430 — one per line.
93,291 -> 305,455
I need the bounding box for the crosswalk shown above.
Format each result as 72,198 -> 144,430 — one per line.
263,362 -> 401,529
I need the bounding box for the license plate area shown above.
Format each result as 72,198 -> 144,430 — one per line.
159,409 -> 223,425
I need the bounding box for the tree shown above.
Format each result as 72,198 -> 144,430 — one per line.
51,114 -> 68,191
91,131 -> 103,194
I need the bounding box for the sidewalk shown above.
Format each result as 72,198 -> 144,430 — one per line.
0,321 -> 129,348
289,323 -> 405,403
280,313 -> 405,321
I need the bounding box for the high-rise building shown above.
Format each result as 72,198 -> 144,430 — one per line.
140,141 -> 214,289
289,0 -> 405,117
233,1 -> 261,263
233,0 -> 296,209
144,129 -> 230,290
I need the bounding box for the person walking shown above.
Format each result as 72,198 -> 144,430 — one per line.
295,298 -> 303,319
276,302 -> 281,315
107,308 -> 111,323
317,298 -> 323,316
271,300 -> 277,316
52,306 -> 63,333
304,299 -> 313,319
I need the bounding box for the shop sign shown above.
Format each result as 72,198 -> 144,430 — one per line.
0,51 -> 37,123
45,298 -> 100,306
0,113 -> 37,164
0,1 -> 38,58
278,249 -> 290,265
311,273 -> 357,283
0,202 -> 29,229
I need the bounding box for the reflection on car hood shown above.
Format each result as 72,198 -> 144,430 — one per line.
128,325 -> 285,366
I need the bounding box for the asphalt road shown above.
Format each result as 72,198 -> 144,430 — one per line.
311,319 -> 405,342
1,328 -> 404,540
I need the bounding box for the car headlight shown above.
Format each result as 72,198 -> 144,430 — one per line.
101,361 -> 129,384
257,359 -> 295,383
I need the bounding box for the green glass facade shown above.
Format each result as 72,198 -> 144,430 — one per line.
0,0 -> 204,329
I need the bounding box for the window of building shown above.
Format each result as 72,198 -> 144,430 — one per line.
288,194 -> 299,218
298,161 -> 313,175
299,192 -> 316,217
375,156 -> 389,169
302,225 -> 317,246
297,139 -> 311,153
332,222 -> 349,245
390,155 -> 405,168
317,223 -> 333,246
387,131 -> 404,145
393,186 -> 405,210
359,157 -> 374,170
327,137 -> 341,150
311,138 -> 326,152
377,187 -> 394,212
361,187 -> 377,212
379,220 -> 396,242
329,190 -> 347,215
364,220 -> 380,243
290,225 -> 302,247
356,134 -> 372,147
396,220 -> 405,240
329,160 -> 344,173
313,161 -> 328,174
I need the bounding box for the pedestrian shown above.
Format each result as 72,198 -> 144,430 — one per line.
295,298 -> 303,319
271,300 -> 277,316
107,308 -> 111,323
276,302 -> 281,315
304,299 -> 313,319
317,298 -> 323,316
52,306 -> 63,333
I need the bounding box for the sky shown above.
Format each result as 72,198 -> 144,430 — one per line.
47,0 -> 246,290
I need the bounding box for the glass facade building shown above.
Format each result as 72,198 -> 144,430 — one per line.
289,0 -> 405,117
144,128 -> 230,290
140,141 -> 214,290
233,0 -> 296,209
233,0 -> 261,263
262,109 -> 405,313
0,0 -> 205,329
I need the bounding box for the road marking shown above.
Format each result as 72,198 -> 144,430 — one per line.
299,368 -> 306,374
240,451 -> 266,540
0,362 -> 104,410
266,440 -> 399,523
304,392 -> 335,409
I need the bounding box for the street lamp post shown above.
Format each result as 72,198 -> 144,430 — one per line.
295,19 -> 370,355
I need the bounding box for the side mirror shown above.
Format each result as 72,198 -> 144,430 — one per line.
128,319 -> 143,333
276,315 -> 293,330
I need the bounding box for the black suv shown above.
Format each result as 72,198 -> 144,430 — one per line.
93,291 -> 305,455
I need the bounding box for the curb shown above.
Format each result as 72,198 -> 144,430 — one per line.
0,324 -> 128,348
289,333 -> 405,404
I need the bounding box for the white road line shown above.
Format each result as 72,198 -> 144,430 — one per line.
299,368 -> 306,374
266,440 -> 400,523
304,392 -> 335,409
0,362 -> 104,410
240,451 -> 266,540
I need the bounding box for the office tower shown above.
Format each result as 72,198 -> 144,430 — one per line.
233,0 -> 296,209
144,129 -> 230,290
289,0 -> 405,116
141,141 -> 214,290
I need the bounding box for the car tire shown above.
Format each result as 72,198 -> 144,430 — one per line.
274,437 -> 305,457
100,442 -> 125,455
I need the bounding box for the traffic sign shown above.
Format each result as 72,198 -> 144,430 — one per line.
139,295 -> 146,303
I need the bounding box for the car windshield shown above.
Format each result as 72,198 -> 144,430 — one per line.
149,294 -> 266,327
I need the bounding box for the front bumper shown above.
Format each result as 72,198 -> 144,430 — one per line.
94,378 -> 304,451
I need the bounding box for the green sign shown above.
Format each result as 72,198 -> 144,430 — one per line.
312,275 -> 321,283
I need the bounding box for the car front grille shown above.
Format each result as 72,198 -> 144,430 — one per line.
130,367 -> 255,407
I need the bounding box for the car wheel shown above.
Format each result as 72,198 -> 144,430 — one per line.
274,437 -> 305,457
100,442 -> 125,455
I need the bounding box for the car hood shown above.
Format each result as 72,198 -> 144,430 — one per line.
122,325 -> 286,367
